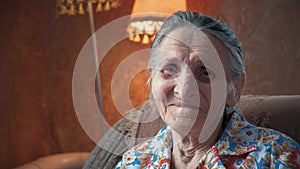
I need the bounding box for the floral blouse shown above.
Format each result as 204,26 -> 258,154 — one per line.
115,111 -> 300,169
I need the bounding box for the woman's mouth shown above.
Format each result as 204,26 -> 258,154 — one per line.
168,102 -> 200,109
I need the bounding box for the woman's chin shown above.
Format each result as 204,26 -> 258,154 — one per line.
164,116 -> 196,137
161,107 -> 208,137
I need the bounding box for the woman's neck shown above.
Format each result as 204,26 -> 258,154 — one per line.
171,118 -> 224,168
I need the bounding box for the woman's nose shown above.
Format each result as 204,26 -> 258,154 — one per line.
173,70 -> 198,99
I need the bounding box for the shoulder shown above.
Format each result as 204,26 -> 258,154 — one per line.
116,125 -> 172,168
115,136 -> 155,168
250,127 -> 300,168
233,110 -> 299,151
257,126 -> 300,160
258,126 -> 299,148
219,111 -> 300,168
235,111 -> 300,167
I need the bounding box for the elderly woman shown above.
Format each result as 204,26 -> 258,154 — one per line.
114,11 -> 300,168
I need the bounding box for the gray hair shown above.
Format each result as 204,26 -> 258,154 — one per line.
148,11 -> 245,80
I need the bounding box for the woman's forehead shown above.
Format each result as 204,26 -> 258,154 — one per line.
161,26 -> 209,47
158,26 -> 229,61
155,27 -> 230,76
161,29 -> 225,57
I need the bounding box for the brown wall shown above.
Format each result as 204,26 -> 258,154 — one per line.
0,0 -> 299,168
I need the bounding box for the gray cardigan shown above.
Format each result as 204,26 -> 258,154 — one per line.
83,101 -> 157,169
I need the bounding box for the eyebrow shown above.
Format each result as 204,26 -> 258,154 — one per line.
163,36 -> 189,47
189,54 -> 215,70
157,56 -> 182,67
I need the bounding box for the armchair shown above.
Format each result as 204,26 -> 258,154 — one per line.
14,95 -> 300,169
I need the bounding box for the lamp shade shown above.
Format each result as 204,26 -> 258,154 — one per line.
127,0 -> 186,44
131,0 -> 186,14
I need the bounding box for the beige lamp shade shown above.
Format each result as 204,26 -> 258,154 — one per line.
127,0 -> 187,44
131,0 -> 186,14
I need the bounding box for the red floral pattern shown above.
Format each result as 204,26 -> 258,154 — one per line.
116,111 -> 300,169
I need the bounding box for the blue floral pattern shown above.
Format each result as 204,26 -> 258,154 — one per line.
115,111 -> 300,169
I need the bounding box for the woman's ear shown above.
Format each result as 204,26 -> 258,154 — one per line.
226,72 -> 246,106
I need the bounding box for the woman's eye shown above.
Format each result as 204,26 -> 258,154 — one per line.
160,65 -> 178,78
195,66 -> 215,82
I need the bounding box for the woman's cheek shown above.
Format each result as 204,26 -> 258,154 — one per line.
152,89 -> 166,114
151,77 -> 169,115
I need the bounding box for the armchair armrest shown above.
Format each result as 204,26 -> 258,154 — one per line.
14,152 -> 90,169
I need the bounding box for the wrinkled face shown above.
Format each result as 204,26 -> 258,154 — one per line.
151,26 -> 232,137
